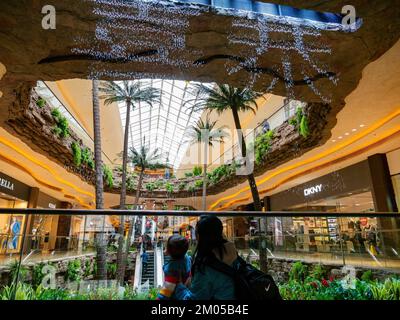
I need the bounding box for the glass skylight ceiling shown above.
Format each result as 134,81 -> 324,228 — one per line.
119,79 -> 210,169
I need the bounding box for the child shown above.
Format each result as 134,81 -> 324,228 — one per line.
157,235 -> 191,300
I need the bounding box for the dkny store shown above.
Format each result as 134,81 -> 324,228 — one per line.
264,154 -> 399,255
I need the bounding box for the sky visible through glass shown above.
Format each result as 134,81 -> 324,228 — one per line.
119,79 -> 212,169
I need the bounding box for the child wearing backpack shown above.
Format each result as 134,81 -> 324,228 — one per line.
157,235 -> 192,300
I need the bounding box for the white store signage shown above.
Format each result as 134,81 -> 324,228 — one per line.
0,178 -> 14,191
304,184 -> 323,197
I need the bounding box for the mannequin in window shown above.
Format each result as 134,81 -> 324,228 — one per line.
9,217 -> 21,250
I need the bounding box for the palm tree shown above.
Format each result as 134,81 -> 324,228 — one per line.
99,81 -> 160,284
92,80 -> 107,280
117,143 -> 164,281
187,84 -> 264,211
186,117 -> 228,211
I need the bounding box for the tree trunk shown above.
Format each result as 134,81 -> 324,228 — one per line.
120,169 -> 144,283
202,140 -> 208,212
231,107 -> 266,272
92,80 -> 107,280
231,108 -> 262,211
116,100 -> 131,284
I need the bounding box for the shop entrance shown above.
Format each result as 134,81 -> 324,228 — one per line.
0,194 -> 28,255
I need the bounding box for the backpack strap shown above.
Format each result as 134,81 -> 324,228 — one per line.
205,254 -> 236,278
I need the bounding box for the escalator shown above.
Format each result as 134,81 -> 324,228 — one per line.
140,251 -> 155,287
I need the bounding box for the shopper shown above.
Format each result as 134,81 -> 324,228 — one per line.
174,215 -> 238,300
157,235 -> 191,300
141,249 -> 149,274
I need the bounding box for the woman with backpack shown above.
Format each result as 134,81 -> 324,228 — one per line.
174,215 -> 238,300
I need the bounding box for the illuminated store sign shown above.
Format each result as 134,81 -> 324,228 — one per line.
304,184 -> 323,196
0,177 -> 14,191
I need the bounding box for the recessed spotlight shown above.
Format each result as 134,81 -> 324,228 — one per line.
355,203 -> 360,206
332,140 -> 336,142
345,132 -> 349,136
338,136 -> 343,139
352,128 -> 357,132
360,124 -> 365,128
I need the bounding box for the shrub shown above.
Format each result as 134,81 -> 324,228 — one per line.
7,260 -> 28,285
64,259 -> 81,282
51,108 -> 69,138
192,166 -> 203,176
126,175 -> 137,191
361,270 -> 373,282
71,142 -> 82,167
299,114 -> 310,138
165,182 -> 174,193
194,179 -> 203,188
145,182 -> 155,192
155,180 -> 164,189
293,107 -> 309,138
184,172 -> 193,178
309,264 -> 327,281
102,165 -> 114,188
81,147 -> 94,169
36,98 -> 46,108
187,185 -> 195,193
254,130 -> 274,164
107,263 -> 117,278
178,182 -> 186,191
289,261 -> 308,282
32,262 -> 48,289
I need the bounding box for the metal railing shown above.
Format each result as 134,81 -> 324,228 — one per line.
0,208 -> 399,299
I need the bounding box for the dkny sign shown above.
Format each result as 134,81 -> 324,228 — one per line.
304,184 -> 323,196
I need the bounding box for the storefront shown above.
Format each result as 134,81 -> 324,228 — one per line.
265,154 -> 399,255
0,171 -> 78,256
26,189 -> 77,252
0,172 -> 30,255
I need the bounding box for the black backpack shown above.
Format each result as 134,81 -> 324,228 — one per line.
206,255 -> 282,301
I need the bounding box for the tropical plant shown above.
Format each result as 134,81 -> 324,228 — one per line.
155,180 -> 164,189
107,263 -> 117,278
117,143 -> 164,284
192,166 -> 203,176
184,172 -> 193,178
7,259 -> 28,285
81,147 -> 95,169
99,81 -> 161,210
361,270 -> 373,282
100,81 -> 160,286
143,183 -> 153,192
289,261 -> 309,282
64,259 -> 81,282
36,98 -> 46,108
187,84 -> 264,211
178,182 -> 186,191
194,179 -> 203,188
291,107 -> 310,138
32,262 -> 47,289
102,164 -> 114,188
165,182 -> 174,194
71,142 -> 82,167
92,79 -> 107,281
254,129 -> 274,164
186,117 -> 228,210
51,108 -> 70,138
